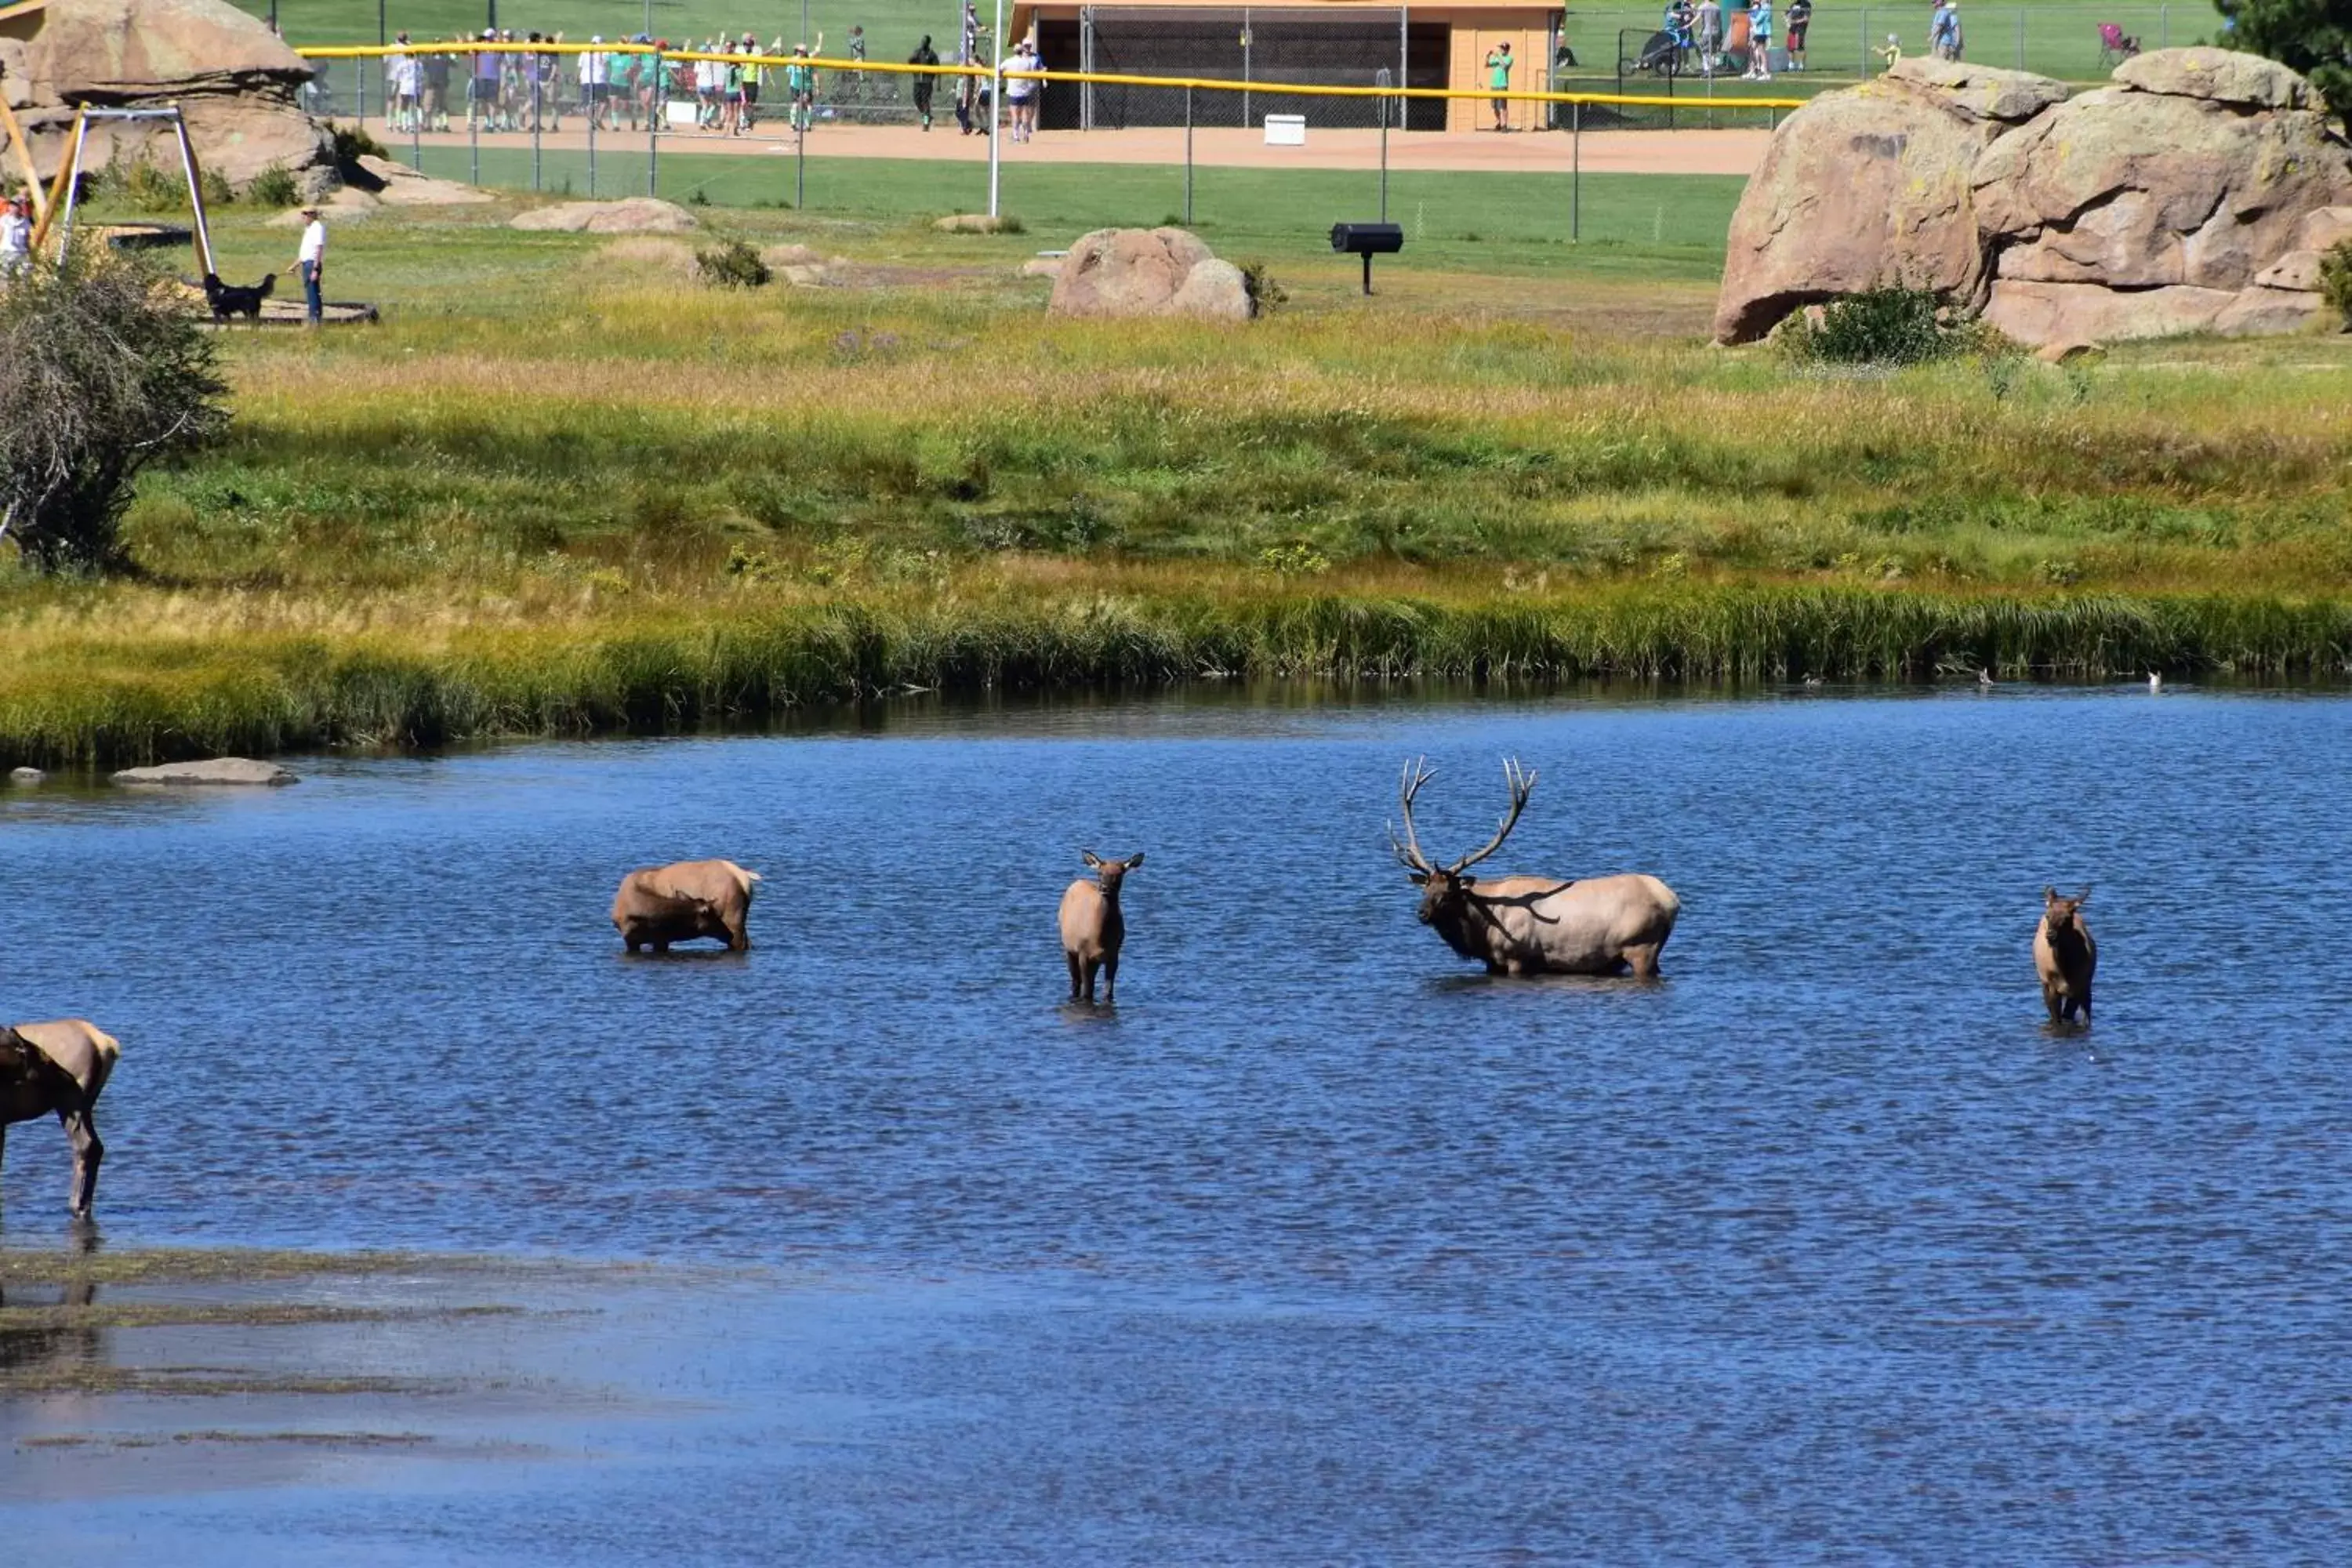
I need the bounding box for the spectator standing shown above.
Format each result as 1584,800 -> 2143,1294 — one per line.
1784,0 -> 1811,69
1745,0 -> 1773,78
999,37 -> 1038,143
1693,0 -> 1723,74
578,38 -> 602,128
605,43 -> 633,129
471,33 -> 503,132
385,34 -> 413,132
1,195 -> 32,278
909,36 -> 940,130
786,43 -> 818,136
737,36 -> 762,133
295,206 -> 325,326
1485,41 -> 1512,130
847,25 -> 867,93
1931,0 -> 1963,60
420,42 -> 451,132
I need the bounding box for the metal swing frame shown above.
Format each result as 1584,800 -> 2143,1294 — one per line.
24,103 -> 218,276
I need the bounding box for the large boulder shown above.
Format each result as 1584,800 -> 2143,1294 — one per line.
2112,46 -> 2314,111
1983,281 -> 2239,344
1716,48 -> 2352,345
1973,82 -> 2352,295
511,198 -> 699,234
1713,64 -> 2064,343
1047,228 -> 1254,321
11,0 -> 331,187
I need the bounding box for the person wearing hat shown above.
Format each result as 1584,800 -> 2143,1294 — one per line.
295,206 -> 326,325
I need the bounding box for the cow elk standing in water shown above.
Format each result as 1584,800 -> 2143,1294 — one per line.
1,1020 -> 120,1218
1059,851 -> 1143,1004
1390,757 -> 1680,978
611,859 -> 763,953
2034,886 -> 2097,1025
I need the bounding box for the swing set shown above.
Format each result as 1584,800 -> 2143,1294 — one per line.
1,99 -> 220,274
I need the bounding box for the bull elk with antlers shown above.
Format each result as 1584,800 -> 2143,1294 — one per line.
1389,757 -> 1680,978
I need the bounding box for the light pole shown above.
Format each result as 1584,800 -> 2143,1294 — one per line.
986,0 -> 1003,216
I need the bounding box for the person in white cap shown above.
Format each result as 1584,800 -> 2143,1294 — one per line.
295,206 -> 326,325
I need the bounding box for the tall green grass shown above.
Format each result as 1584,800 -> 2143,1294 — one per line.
5,586 -> 2345,768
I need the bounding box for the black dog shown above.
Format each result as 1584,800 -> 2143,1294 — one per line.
202,271 -> 275,324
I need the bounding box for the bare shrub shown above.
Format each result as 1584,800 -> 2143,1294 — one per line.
0,254 -> 230,574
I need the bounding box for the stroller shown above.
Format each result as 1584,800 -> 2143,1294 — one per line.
2096,22 -> 2140,68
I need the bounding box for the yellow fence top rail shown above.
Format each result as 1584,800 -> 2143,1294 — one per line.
295,42 -> 1807,111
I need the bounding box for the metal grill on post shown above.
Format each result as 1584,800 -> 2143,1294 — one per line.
1330,220 -> 1403,296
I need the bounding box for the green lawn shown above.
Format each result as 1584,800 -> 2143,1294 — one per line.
365,145 -> 1743,263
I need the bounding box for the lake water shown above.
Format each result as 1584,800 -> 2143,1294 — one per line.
5,684 -> 2351,1564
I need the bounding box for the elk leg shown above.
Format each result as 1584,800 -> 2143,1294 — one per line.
728,920 -> 750,953
60,1106 -> 102,1218
1065,950 -> 1083,1000
1103,953 -> 1119,1006
1081,957 -> 1101,1005
2078,992 -> 2092,1025
2042,984 -> 2063,1025
1624,944 -> 1661,979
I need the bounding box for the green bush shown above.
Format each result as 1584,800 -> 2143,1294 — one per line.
694,238 -> 772,289
199,166 -> 235,209
246,164 -> 300,209
328,121 -> 389,165
1779,286 -> 2000,366
2321,239 -> 2352,332
1240,260 -> 1287,318
104,154 -> 185,214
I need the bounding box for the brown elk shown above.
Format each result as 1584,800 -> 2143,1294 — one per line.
611,859 -> 762,953
2034,886 -> 2096,1025
1059,851 -> 1143,1004
1,1020 -> 119,1218
1390,757 -> 1680,978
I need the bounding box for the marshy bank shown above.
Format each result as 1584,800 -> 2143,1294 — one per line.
5,202 -> 2350,765
4,580 -> 2350,768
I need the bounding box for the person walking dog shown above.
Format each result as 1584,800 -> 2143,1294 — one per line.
296,206 -> 325,325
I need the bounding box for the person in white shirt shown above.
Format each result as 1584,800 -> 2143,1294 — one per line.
1000,38 -> 1039,143
386,34 -> 416,133
0,195 -> 33,278
295,208 -> 326,325
579,38 -> 603,125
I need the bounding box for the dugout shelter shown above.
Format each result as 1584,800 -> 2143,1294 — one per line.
1009,1 -> 1565,133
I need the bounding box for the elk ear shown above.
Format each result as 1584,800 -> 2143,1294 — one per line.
1458,873 -> 1477,887
2075,884 -> 2092,905
1124,852 -> 1143,869
1082,851 -> 1103,868
1406,870 -> 1429,886
2042,885 -> 2058,902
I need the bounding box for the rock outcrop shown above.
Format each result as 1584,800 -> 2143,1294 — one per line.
111,757 -> 299,786
5,0 -> 333,188
1715,60 -> 2064,342
1716,49 -> 2352,346
510,198 -> 699,234
1046,228 -> 1254,321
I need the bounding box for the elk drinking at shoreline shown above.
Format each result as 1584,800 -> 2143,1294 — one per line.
1,1019 -> 119,1218
1059,851 -> 1143,1004
1390,757 -> 1680,978
2034,886 -> 2097,1025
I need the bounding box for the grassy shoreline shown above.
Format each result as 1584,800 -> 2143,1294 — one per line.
6,582 -> 2347,768
6,198 -> 2350,765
